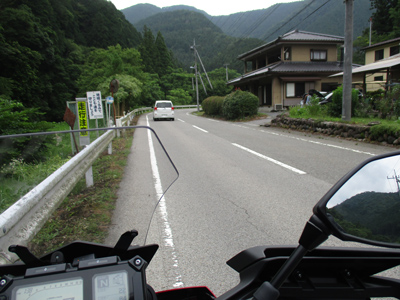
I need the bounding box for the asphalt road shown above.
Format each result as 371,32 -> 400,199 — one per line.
106,109 -> 396,296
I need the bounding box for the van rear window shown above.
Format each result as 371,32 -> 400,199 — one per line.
157,102 -> 172,108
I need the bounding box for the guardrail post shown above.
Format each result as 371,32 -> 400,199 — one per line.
116,119 -> 122,137
85,166 -> 94,187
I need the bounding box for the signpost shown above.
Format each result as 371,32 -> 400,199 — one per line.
77,101 -> 90,145
106,96 -> 114,127
86,91 -> 103,119
109,79 -> 119,126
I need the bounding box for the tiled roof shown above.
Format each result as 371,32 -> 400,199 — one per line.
227,61 -> 362,85
361,37 -> 400,50
280,30 -> 344,42
331,54 -> 400,77
237,30 -> 344,60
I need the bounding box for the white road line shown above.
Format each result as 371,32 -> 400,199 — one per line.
260,130 -> 376,156
146,116 -> 183,288
193,125 -> 208,133
232,143 -> 307,175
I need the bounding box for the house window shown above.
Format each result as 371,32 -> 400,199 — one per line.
375,49 -> 384,61
286,82 -> 305,98
287,83 -> 295,97
374,76 -> 384,81
284,47 -> 291,60
310,49 -> 327,61
390,45 -> 399,56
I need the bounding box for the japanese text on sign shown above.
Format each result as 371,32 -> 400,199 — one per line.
86,91 -> 103,119
78,101 -> 88,136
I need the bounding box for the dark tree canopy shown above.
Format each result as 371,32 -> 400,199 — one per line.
0,0 -> 142,121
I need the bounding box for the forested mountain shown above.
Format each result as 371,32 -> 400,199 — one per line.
122,3 -> 207,23
123,0 -> 373,42
134,10 -> 262,73
210,0 -> 372,41
329,191 -> 400,243
0,0 -> 142,121
123,0 -> 373,72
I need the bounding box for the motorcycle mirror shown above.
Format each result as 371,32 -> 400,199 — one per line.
313,150 -> 400,249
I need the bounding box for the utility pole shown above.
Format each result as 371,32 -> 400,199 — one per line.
387,170 -> 400,196
342,0 -> 354,122
191,40 -> 200,112
190,39 -> 213,112
224,64 -> 230,81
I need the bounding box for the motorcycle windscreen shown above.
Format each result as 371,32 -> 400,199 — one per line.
0,126 -> 178,250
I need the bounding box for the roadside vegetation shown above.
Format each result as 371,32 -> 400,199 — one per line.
202,90 -> 260,121
28,130 -> 134,256
288,85 -> 400,136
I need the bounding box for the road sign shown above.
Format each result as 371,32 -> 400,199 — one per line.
106,96 -> 114,104
86,91 -> 103,119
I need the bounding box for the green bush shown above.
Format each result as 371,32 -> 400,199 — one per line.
327,86 -> 358,118
222,91 -> 259,120
369,123 -> 400,141
202,96 -> 225,116
389,86 -> 400,118
306,95 -> 324,116
0,98 -> 54,167
289,106 -> 308,118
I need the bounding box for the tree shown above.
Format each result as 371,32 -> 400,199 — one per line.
154,31 -> 174,78
195,67 -> 241,101
167,89 -> 192,105
160,68 -> 193,100
138,26 -> 156,74
389,0 -> 400,38
78,45 -> 143,96
370,0 -> 398,37
97,74 -> 143,114
352,0 -> 400,64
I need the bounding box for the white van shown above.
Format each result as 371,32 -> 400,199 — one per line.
153,100 -> 174,121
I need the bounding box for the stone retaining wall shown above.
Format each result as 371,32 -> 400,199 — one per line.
270,114 -> 400,146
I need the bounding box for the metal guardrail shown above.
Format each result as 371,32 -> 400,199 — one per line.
0,129 -> 115,264
0,105 -> 197,264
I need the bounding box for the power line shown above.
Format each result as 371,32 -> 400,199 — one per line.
286,0 -> 332,33
239,4 -> 281,39
260,0 -> 317,42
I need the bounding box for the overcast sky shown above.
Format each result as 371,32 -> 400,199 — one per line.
109,0 -> 298,16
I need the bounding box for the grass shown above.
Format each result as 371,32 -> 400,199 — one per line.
0,120 -> 121,213
28,126 -> 135,256
0,123 -> 72,213
288,104 -> 400,128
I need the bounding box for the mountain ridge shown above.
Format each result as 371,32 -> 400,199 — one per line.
122,1 -> 373,72
122,0 -> 373,41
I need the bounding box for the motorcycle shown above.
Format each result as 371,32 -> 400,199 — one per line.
0,126 -> 400,300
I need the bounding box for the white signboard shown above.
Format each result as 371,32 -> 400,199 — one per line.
86,91 -> 103,119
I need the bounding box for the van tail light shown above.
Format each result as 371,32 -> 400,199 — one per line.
154,107 -> 157,110
172,107 -> 174,110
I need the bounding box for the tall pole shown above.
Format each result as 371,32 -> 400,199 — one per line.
224,64 -> 229,81
192,40 -> 200,112
342,0 -> 354,122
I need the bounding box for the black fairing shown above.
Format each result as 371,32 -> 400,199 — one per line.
0,240 -> 158,277
218,246 -> 400,300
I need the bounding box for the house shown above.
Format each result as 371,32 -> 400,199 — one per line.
357,37 -> 400,91
227,30 -> 347,109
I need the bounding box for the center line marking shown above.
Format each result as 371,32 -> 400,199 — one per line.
193,125 -> 208,133
232,143 -> 306,175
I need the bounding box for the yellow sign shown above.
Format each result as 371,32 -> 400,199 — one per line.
78,101 -> 88,136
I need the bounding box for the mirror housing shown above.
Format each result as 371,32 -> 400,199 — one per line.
313,150 -> 400,249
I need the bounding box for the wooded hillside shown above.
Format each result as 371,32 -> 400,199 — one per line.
0,0 -> 142,121
123,0 -> 374,72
